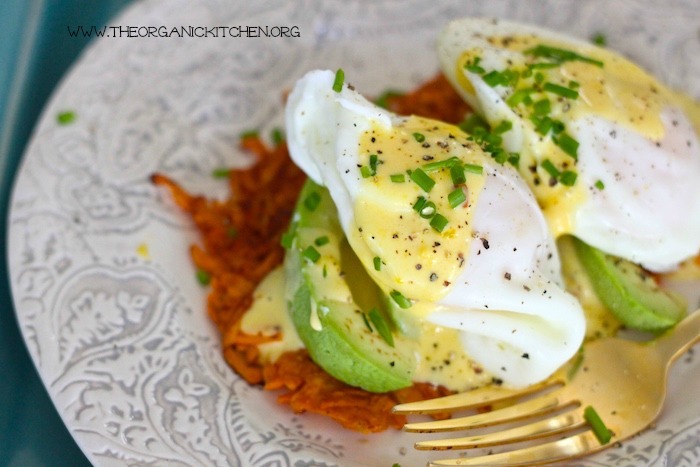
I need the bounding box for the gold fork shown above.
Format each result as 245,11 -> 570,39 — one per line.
393,309 -> 700,466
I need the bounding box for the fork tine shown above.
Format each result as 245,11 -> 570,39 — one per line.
404,393 -> 574,432
393,380 -> 562,415
427,430 -> 601,466
415,411 -> 586,450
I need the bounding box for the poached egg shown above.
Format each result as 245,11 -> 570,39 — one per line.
437,18 -> 700,272
285,69 -> 585,387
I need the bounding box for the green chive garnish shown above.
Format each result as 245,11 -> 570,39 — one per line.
559,170 -> 578,186
409,168 -> 435,192
583,406 -> 613,444
375,89 -> 403,109
304,191 -> 321,211
465,56 -> 485,74
373,256 -> 382,271
332,68 -> 345,92
239,129 -> 259,139
360,165 -> 373,178
450,164 -> 467,185
315,236 -> 330,246
448,188 -> 467,208
280,222 -> 297,249
57,110 -> 76,125
412,132 -> 426,143
196,270 -> 211,286
482,70 -> 504,87
390,173 -> 406,183
390,290 -> 412,309
459,113 -> 489,133
212,168 -> 230,178
492,120 -> 513,135
508,153 -> 521,168
368,308 -> 394,347
592,33 -> 607,47
594,179 -> 605,190
532,98 -> 551,116
506,88 -> 535,107
271,127 -> 284,145
361,312 -> 373,332
541,159 -> 561,179
525,44 -> 604,67
369,154 -> 379,174
543,82 -> 579,99
554,133 -> 580,159
413,196 -> 427,212
302,245 -> 321,263
418,201 -> 436,219
422,156 -> 460,172
464,163 -> 484,175
430,213 -> 449,232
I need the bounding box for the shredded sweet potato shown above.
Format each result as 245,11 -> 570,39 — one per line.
153,73 -> 470,433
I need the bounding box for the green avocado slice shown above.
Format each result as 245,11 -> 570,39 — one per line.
571,236 -> 686,333
283,180 -> 416,393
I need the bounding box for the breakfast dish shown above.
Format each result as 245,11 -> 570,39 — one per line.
7,0 -> 700,465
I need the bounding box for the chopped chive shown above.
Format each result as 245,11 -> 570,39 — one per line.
448,188 -> 467,208
57,110 -> 76,125
534,72 -> 545,84
239,129 -> 259,139
413,196 -> 427,212
332,68 -> 345,92
390,290 -> 412,309
360,165 -> 373,178
369,154 -> 379,174
430,213 -> 449,232
592,33 -> 607,47
304,191 -> 321,211
322,264 -> 327,278
551,120 -> 566,134
369,308 -> 394,347
506,88 -> 534,107
507,153 -> 521,168
271,127 -> 284,145
492,120 -> 513,135
569,80 -> 580,90
196,270 -> 211,286
422,156 -> 460,172
450,164 -> 466,185
280,222 -> 297,249
502,69 -> 520,87
459,113 -> 489,133
559,170 -> 578,186
361,312 -> 373,332
211,167 -> 230,178
373,256 -> 382,271
528,62 -> 560,70
543,82 -> 579,99
482,70 -> 505,87
464,56 -> 485,74
390,173 -> 405,183
302,245 -> 321,263
314,236 -> 330,247
594,179 -> 605,190
532,115 -> 554,135
567,347 -> 585,380
525,44 -> 604,67
409,168 -> 435,192
464,163 -> 484,175
412,132 -> 426,143
584,406 -> 613,444
541,159 -> 561,179
418,201 -> 436,219
375,89 -> 403,109
532,98 -> 551,116
554,133 -> 580,159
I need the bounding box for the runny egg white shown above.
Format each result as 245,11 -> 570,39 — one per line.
438,18 -> 700,272
285,69 -> 585,387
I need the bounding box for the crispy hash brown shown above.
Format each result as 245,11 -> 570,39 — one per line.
152,74 -> 469,433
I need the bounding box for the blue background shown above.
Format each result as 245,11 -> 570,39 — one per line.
0,1 -> 133,465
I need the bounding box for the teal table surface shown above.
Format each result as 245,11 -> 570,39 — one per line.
0,1 -> 133,465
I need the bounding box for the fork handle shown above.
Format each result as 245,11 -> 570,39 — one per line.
654,309 -> 700,364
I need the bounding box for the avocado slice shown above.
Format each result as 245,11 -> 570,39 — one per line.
284,180 -> 416,392
571,236 -> 686,333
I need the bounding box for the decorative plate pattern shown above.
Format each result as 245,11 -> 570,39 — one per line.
7,0 -> 700,465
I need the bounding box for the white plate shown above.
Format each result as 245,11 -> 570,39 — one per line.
7,0 -> 700,465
